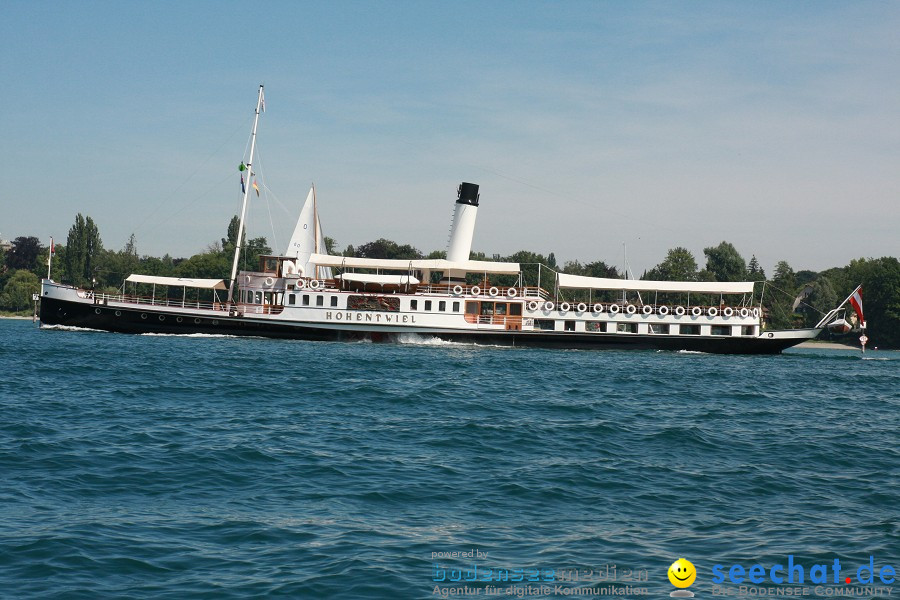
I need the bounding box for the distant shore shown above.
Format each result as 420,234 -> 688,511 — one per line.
0,315 -> 32,320
796,340 -> 858,350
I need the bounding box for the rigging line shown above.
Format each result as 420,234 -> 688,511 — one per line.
133,113 -> 253,236
251,145 -> 280,252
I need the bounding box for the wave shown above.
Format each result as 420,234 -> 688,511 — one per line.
40,324 -> 110,333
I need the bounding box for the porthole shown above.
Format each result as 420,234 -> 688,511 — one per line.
141,313 -> 147,319
115,310 -> 122,317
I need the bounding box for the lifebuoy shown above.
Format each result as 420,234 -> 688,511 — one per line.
708,307 -> 718,317
593,303 -> 604,313
658,305 -> 670,316
527,301 -> 539,311
507,287 -> 518,298
752,308 -> 760,318
739,307 -> 749,318
559,302 -> 571,313
642,305 -> 653,315
471,286 -> 481,296
723,307 -> 734,317
626,304 -> 637,315
309,279 -> 322,290
544,301 -> 554,311
576,302 -> 587,313
489,287 -> 499,297
691,307 -> 702,317
675,306 -> 686,316
296,279 -> 306,289
609,304 -> 620,314
452,285 -> 464,296
265,277 -> 275,286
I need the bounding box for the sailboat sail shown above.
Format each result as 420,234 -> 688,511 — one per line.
285,186 -> 333,279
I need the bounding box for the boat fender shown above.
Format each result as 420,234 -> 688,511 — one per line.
507,287 -> 518,298
658,305 -> 669,316
452,285 -> 464,296
641,305 -> 653,315
544,301 -> 554,311
739,307 -> 749,318
609,304 -> 620,314
489,286 -> 499,297
675,306 -> 686,316
691,307 -> 702,317
723,307 -> 734,318
752,308 -> 760,318
576,302 -> 587,313
593,303 -> 603,313
527,301 -> 539,311
626,304 -> 637,315
265,277 -> 275,286
708,307 -> 718,317
559,302 -> 571,313
471,285 -> 481,296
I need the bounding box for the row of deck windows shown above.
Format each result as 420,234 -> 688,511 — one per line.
536,320 -> 757,336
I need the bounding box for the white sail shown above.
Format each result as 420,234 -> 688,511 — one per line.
285,186 -> 332,279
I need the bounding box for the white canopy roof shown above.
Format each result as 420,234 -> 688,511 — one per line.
557,273 -> 755,294
337,273 -> 420,285
125,274 -> 227,290
308,253 -> 520,275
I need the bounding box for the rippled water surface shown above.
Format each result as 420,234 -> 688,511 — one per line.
1,320 -> 897,599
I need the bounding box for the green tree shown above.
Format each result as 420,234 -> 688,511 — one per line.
355,238 -> 423,260
6,236 -> 43,271
747,255 -> 766,282
644,247 -> 698,281
703,241 -> 747,282
64,214 -> 103,286
766,260 -> 798,329
845,257 -> 900,348
800,276 -> 839,328
0,269 -> 40,313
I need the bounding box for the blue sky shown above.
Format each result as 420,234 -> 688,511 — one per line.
3,1 -> 898,275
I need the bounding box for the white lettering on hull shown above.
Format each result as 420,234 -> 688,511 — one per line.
325,311 -> 416,324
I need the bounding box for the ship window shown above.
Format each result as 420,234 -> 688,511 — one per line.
742,325 -> 756,336
288,294 -> 295,305
509,303 -> 522,316
452,301 -> 460,312
680,324 -> 700,335
495,303 -> 508,316
316,295 -> 324,307
534,319 -> 555,331
411,300 -> 418,310
425,300 -> 432,311
466,302 -> 478,315
586,321 -> 606,332
617,323 -> 637,333
330,296 -> 338,307
480,302 -> 494,315
649,323 -> 670,334
564,320 -> 576,331
711,325 -> 731,336
255,291 -> 263,304
439,301 -> 446,311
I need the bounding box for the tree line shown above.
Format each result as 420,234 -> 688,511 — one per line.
3,214 -> 898,348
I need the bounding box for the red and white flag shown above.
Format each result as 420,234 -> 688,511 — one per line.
849,285 -> 864,326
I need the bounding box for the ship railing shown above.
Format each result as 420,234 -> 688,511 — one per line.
415,283 -> 550,300
94,292 -> 231,312
463,314 -> 525,327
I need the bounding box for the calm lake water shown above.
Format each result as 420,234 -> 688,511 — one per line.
1,320 -> 897,599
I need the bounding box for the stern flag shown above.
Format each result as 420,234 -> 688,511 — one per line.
252,180 -> 260,196
240,174 -> 246,194
849,285 -> 865,327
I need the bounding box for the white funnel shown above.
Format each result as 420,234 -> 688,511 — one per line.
443,182 -> 480,283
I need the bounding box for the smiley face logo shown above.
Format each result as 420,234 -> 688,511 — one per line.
668,558 -> 697,588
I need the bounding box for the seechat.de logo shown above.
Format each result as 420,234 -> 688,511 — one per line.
711,556 -> 895,585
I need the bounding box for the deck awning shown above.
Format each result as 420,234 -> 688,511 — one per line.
308,253 -> 520,275
556,273 -> 755,294
125,274 -> 227,290
337,273 -> 420,285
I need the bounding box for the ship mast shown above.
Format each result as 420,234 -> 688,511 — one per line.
227,84 -> 265,308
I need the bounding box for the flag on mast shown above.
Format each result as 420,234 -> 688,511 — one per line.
252,180 -> 260,196
240,174 -> 246,194
849,285 -> 864,327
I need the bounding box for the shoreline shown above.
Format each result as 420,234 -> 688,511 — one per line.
796,340 -> 859,350
0,315 -> 33,320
